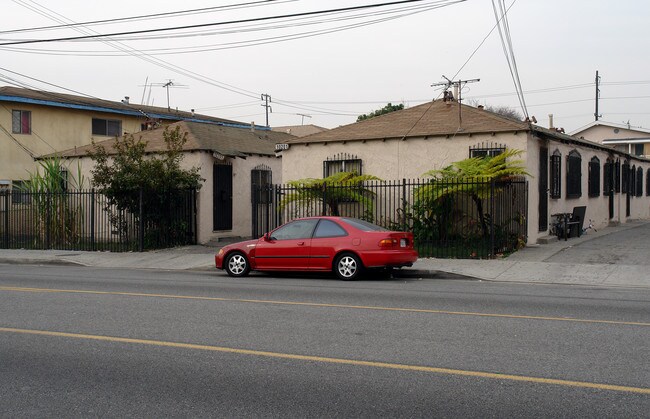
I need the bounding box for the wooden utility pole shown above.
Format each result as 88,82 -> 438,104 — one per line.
594,70 -> 601,121
261,94 -> 272,127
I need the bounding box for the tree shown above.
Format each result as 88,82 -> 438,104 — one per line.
417,149 -> 529,239
88,126 -> 204,246
19,155 -> 88,247
357,103 -> 404,122
280,172 -> 382,218
468,100 -> 523,120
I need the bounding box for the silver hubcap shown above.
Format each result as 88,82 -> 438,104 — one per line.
338,256 -> 357,278
228,254 -> 246,275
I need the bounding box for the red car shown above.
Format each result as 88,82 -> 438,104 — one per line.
215,217 -> 418,280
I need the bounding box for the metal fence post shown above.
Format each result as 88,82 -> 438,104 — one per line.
45,193 -> 51,250
402,179 -> 407,231
3,192 -> 8,248
490,179 -> 495,258
139,188 -> 144,252
322,183 -> 327,216
90,189 -> 96,251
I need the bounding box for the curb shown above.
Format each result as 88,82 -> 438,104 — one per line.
0,258 -> 86,267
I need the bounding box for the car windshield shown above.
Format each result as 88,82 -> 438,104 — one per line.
341,217 -> 388,232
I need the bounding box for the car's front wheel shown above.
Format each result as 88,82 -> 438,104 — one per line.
334,253 -> 362,281
225,252 -> 250,277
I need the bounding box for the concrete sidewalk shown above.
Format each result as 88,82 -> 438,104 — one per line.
1,220 -> 649,288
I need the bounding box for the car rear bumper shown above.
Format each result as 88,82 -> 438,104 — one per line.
360,250 -> 418,268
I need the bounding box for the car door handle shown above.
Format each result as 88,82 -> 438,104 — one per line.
297,242 -> 305,246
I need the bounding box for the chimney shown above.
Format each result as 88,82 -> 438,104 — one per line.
251,121 -> 255,132
548,114 -> 554,130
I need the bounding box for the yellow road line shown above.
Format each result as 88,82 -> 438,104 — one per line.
1,326 -> 648,395
1,286 -> 649,327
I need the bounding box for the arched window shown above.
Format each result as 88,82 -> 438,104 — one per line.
251,164 -> 272,204
566,150 -> 582,198
603,158 -> 613,195
588,156 -> 600,197
621,160 -> 630,194
549,150 -> 561,199
614,159 -> 621,193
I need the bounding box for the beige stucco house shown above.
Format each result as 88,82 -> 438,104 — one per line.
571,121 -> 650,158
0,86 -> 241,189
56,120 -> 292,244
277,99 -> 650,245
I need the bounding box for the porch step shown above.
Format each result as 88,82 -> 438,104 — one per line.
536,235 -> 559,244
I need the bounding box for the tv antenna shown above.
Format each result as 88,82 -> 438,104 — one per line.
431,76 -> 480,126
144,79 -> 188,110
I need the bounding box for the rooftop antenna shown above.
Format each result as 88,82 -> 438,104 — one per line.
146,79 -> 188,110
296,113 -> 312,125
431,75 -> 480,126
140,76 -> 149,105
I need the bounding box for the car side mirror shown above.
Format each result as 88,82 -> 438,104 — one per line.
263,232 -> 271,241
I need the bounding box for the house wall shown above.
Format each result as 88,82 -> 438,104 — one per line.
576,125 -> 650,143
69,151 -> 282,245
282,131 -> 650,246
195,153 -> 282,243
282,132 -> 528,181
0,101 -> 145,181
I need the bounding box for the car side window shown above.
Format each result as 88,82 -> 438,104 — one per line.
313,220 -> 348,238
270,219 -> 318,240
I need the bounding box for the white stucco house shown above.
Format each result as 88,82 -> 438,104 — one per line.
572,121 -> 650,158
57,119 -> 293,244
277,99 -> 650,245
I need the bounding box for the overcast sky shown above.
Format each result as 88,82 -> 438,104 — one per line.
2,0 -> 649,133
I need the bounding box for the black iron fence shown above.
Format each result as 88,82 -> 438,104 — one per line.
253,178 -> 528,259
0,188 -> 197,252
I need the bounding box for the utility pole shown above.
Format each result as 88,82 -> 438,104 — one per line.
594,70 -> 601,121
296,113 -> 311,125
261,94 -> 272,127
431,76 -> 480,126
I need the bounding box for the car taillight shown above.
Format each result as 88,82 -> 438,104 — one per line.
379,238 -> 398,248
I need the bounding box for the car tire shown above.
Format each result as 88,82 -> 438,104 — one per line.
225,252 -> 250,277
334,253 -> 363,281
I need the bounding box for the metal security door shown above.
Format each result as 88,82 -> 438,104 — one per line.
213,164 -> 233,231
538,146 -> 548,231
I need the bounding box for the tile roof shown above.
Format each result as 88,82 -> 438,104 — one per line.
53,120 -> 295,159
0,85 -> 245,126
284,100 -> 529,144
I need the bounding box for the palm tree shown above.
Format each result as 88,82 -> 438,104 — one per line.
280,171 -> 382,217
417,149 -> 530,239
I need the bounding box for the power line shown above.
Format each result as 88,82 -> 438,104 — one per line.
0,0 -> 462,46
0,0 -> 290,34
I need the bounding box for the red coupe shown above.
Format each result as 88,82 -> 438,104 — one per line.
215,217 -> 418,280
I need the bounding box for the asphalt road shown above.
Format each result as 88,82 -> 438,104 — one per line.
1,264 -> 648,417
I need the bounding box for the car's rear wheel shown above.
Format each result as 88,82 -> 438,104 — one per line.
334,253 -> 362,281
225,252 -> 250,277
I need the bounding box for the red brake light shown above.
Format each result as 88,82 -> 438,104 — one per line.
379,238 -> 398,248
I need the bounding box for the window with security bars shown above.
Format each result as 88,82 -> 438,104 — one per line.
566,150 -> 581,198
11,180 -> 31,204
469,144 -> 505,158
92,118 -> 122,137
549,151 -> 561,199
323,154 -> 362,177
603,160 -> 612,195
636,167 -> 643,197
251,168 -> 272,204
588,156 -> 600,197
12,110 -> 31,134
614,160 -> 621,193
